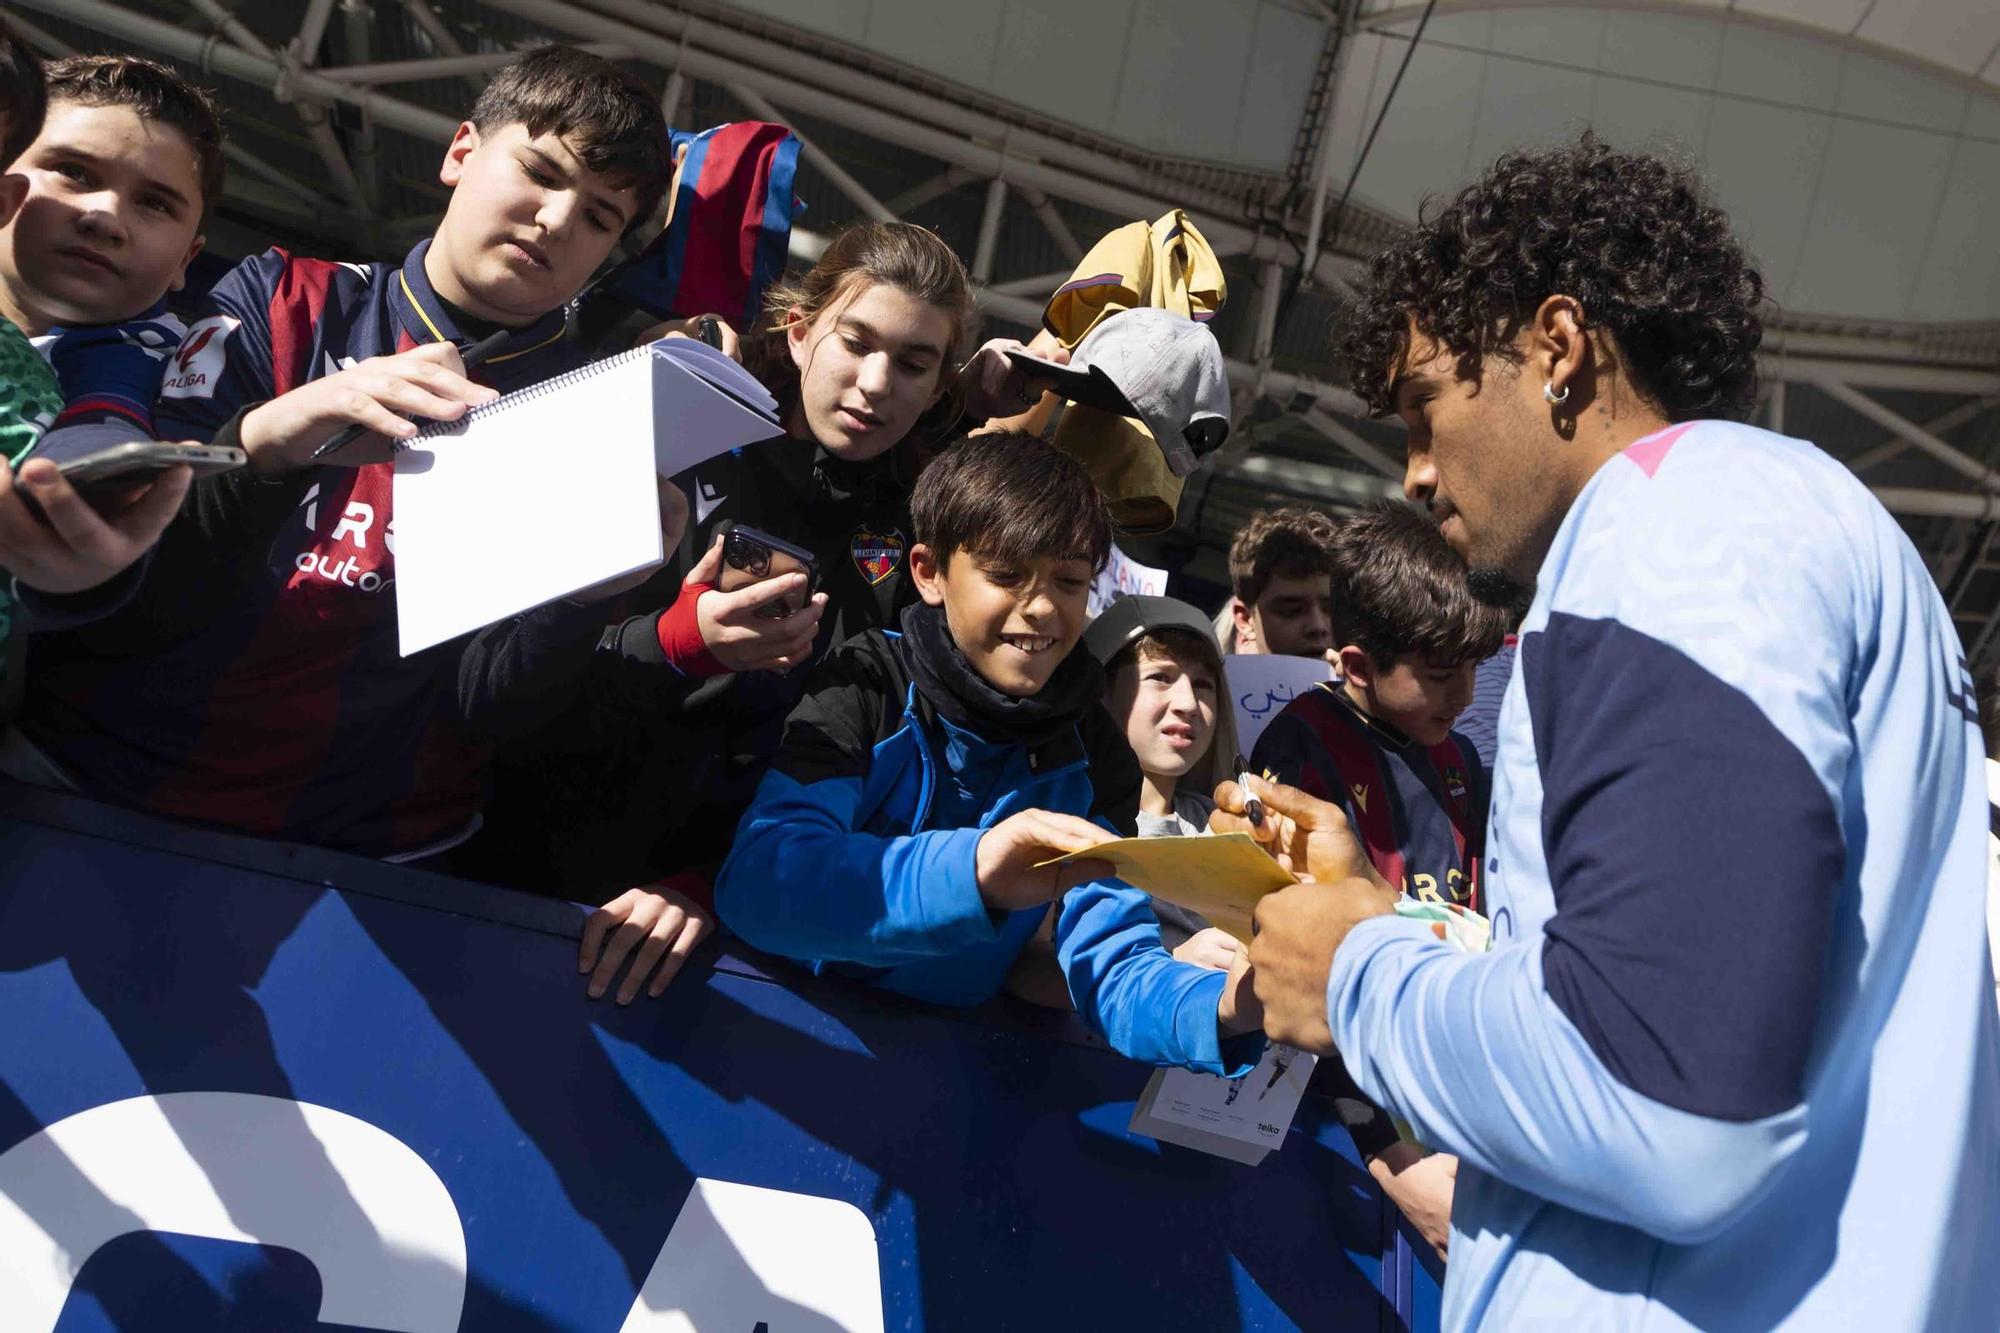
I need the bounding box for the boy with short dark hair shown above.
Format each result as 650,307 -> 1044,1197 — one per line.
15,46 -> 678,860
1252,500 -> 1507,908
0,21 -> 60,464
1226,504 -> 1338,658
3,54 -> 221,438
1249,499 -> 1504,1257
719,432 -> 1259,1072
0,35 -> 193,722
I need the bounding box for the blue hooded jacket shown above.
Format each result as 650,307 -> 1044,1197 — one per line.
719,627 -> 1256,1074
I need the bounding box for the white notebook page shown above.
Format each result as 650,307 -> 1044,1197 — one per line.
393,350 -> 661,656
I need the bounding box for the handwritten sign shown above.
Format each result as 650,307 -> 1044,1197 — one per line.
1087,544 -> 1169,619
1225,654 -> 1334,757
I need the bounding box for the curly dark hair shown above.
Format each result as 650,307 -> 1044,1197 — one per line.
1340,133 -> 1764,423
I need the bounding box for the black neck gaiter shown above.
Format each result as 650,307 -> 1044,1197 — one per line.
897,602 -> 1103,751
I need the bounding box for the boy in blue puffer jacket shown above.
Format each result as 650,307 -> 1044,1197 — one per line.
719,431 -> 1260,1073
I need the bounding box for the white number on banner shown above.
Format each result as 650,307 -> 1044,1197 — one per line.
0,1093 -> 885,1332
0,1091 -> 466,1332
618,1178 -> 884,1332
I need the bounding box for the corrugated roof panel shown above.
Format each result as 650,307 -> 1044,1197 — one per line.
1854,0 -> 2000,79
1791,117 -> 1956,319
1909,137 -> 2000,322
988,0 -> 1136,131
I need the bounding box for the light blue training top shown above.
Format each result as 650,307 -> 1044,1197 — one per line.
1325,420 -> 2000,1330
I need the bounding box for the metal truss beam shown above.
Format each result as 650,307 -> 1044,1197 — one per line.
1814,376 -> 2000,492
722,82 -> 896,225
399,0 -> 487,96
17,0 -> 462,142
882,168 -> 975,217
1019,189 -> 1084,264
1300,407 -> 1403,478
7,9 -> 348,221
1847,396 -> 1998,475
178,0 -> 373,217
315,44 -> 630,84
479,0 -> 1366,292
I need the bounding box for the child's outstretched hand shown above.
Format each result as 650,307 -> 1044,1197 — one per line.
0,456 -> 191,595
1172,927 -> 1242,971
1216,943 -> 1263,1036
579,882 -> 715,1004
974,809 -> 1113,913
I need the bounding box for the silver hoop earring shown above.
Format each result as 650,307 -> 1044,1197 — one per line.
1543,381 -> 1570,406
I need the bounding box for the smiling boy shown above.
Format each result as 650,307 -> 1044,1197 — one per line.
718,431 -> 1259,1072
15,46 -> 679,860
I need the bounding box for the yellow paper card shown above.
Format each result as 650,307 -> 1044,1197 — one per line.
1043,832 -> 1297,942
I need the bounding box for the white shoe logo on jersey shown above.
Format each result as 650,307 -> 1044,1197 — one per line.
695,481 -> 727,525
159,314 -> 240,399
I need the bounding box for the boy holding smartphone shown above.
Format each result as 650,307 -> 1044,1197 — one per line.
0,33 -> 193,721
14,47 -> 678,862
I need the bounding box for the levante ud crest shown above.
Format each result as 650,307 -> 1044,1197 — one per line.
851,528 -> 905,586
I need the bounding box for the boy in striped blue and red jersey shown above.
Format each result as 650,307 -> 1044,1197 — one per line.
13,46 -> 678,862
0,53 -> 217,720
1252,500 -> 1506,912
1249,498 -> 1506,1257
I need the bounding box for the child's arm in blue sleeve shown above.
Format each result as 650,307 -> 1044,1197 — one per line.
716,640 -> 1001,966
1055,878 -> 1262,1076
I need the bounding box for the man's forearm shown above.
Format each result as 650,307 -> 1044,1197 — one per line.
1327,919 -> 1808,1244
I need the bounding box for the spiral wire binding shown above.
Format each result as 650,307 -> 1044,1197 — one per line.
411,346 -> 652,442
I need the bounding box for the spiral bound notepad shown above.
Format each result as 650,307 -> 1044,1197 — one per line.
392,339 -> 783,656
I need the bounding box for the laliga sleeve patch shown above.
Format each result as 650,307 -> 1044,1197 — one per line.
851,527 -> 905,586
159,313 -> 241,400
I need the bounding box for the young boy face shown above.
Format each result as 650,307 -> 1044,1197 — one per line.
913,545 -> 1094,699
430,121 -> 638,325
1107,641 -> 1219,782
1345,649 -> 1478,747
0,100 -> 204,331
1236,569 -> 1334,659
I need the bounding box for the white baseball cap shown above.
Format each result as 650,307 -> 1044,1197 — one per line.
1006,308 -> 1231,478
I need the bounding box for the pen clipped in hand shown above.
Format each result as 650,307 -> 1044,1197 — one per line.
1233,754 -> 1265,827
307,327 -> 511,462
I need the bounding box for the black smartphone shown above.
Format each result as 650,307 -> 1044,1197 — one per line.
55,439 -> 246,488
26,423 -> 246,495
715,522 -> 820,620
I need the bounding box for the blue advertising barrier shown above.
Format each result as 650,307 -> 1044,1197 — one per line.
0,781 -> 1443,1330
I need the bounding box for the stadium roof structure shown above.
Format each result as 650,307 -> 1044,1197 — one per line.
16,0 -> 2000,663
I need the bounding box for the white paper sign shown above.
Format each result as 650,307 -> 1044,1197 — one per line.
1088,543 -> 1169,619
1224,654 -> 1335,757
1128,1045 -> 1319,1165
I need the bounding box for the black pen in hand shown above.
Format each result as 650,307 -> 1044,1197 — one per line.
306,327 -> 512,462
1232,754 -> 1265,827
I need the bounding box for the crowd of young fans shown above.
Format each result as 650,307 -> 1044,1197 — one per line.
1,25 -> 1995,1331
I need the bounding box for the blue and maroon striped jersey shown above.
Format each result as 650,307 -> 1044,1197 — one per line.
20,240 -> 596,857
1251,682 -> 1486,910
32,299 -> 186,436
